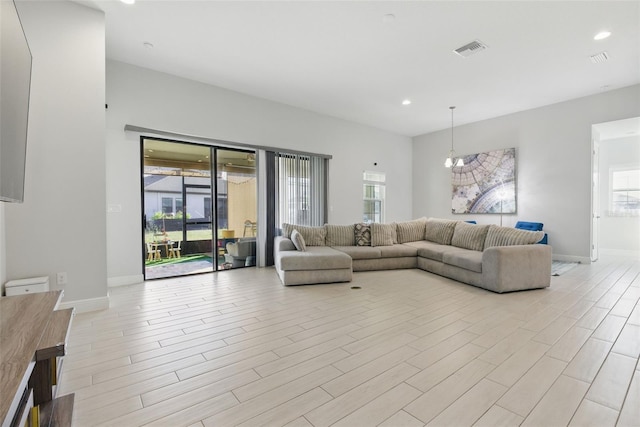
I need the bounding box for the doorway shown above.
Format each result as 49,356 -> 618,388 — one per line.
141,138 -> 257,280
592,117 -> 640,260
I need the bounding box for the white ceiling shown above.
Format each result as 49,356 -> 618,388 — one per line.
80,0 -> 640,137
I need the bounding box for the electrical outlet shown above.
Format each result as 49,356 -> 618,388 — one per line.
56,272 -> 68,286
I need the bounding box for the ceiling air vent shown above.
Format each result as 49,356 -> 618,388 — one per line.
453,39 -> 488,58
590,51 -> 609,63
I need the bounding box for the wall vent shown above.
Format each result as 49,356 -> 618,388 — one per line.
590,51 -> 609,63
453,39 -> 488,58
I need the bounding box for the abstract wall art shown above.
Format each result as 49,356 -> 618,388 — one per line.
451,148 -> 516,214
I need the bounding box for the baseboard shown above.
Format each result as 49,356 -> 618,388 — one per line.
599,248 -> 640,258
108,274 -> 144,288
552,254 -> 591,264
59,296 -> 110,313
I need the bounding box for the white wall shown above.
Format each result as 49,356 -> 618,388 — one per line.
413,85 -> 640,261
106,61 -> 413,282
598,135 -> 640,253
4,1 -> 107,304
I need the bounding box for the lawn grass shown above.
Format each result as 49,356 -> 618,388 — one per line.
145,254 -> 213,267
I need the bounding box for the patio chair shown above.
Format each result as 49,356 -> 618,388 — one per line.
225,238 -> 256,268
168,240 -> 182,258
147,242 -> 161,261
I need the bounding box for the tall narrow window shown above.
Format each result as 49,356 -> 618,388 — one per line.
275,153 -> 327,227
363,171 -> 385,223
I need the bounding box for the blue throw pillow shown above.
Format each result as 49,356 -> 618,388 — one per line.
515,221 -> 543,231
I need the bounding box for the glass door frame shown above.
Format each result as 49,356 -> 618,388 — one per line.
140,137 -> 216,280
140,137 -> 257,280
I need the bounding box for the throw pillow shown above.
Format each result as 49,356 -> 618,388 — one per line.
371,222 -> 394,246
290,229 -> 306,251
281,223 -> 326,246
354,223 -> 371,246
424,218 -> 458,245
484,225 -> 546,248
325,224 -> 355,246
396,218 -> 427,243
451,222 -> 490,251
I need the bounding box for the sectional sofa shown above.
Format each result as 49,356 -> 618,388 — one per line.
274,218 -> 552,293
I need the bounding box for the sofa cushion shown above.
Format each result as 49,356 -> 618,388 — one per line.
282,223 -> 326,246
406,240 -> 467,262
333,246 -> 382,260
443,249 -> 483,273
424,218 -> 458,245
290,230 -> 306,251
275,236 -> 296,252
396,218 -> 427,243
278,246 -> 352,271
484,225 -> 546,248
325,224 -> 355,246
451,222 -> 489,251
354,223 -> 371,246
379,244 -> 419,258
371,223 -> 396,246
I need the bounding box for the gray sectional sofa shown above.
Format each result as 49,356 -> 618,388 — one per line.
274,218 -> 552,293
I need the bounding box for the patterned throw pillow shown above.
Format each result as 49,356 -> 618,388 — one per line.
371,223 -> 394,246
484,225 -> 545,248
451,222 -> 490,251
281,223 -> 326,246
354,223 -> 371,246
290,229 -> 306,251
325,224 -> 355,246
396,218 -> 427,243
424,218 -> 458,245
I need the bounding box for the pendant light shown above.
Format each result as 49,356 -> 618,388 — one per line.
445,106 -> 464,168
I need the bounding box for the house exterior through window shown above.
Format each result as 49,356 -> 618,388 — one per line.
363,171 -> 385,223
610,167 -> 640,215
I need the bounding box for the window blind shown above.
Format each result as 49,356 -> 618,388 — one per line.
275,152 -> 327,227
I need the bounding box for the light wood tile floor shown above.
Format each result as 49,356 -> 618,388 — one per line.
61,255 -> 640,426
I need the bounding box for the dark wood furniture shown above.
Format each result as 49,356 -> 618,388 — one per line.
1,291 -> 74,427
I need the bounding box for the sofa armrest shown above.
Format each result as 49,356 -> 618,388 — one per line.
482,244 -> 552,293
275,236 -> 296,253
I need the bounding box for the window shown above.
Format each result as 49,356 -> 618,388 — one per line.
203,197 -> 212,221
275,153 -> 327,227
610,167 -> 640,216
161,197 -> 173,215
363,171 -> 385,223
175,198 -> 183,216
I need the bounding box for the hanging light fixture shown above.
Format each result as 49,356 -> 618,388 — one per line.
445,106 -> 464,168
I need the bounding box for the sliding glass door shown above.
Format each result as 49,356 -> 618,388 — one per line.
141,138 -> 256,279
216,149 -> 257,269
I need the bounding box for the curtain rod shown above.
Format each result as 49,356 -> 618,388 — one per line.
124,124 -> 333,160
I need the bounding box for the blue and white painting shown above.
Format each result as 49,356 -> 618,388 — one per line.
451,148 -> 516,214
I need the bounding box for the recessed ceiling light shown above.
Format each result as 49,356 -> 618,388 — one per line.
594,31 -> 611,41
402,99 -> 411,106
120,0 -> 135,4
